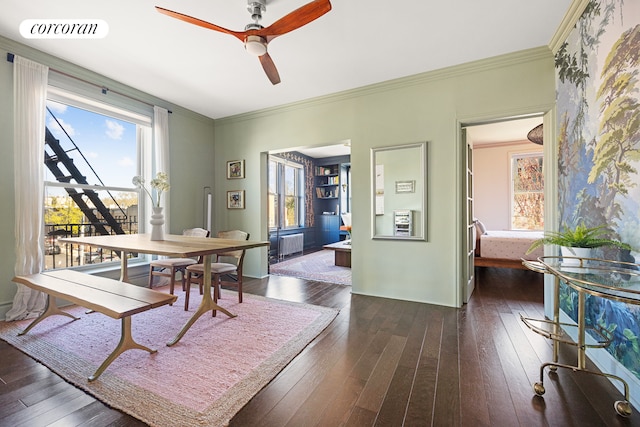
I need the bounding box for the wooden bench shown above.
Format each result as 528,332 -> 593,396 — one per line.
12,269 -> 177,381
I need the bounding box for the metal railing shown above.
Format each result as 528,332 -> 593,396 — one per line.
44,219 -> 138,270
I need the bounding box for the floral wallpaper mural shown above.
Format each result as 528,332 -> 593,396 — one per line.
556,0 -> 640,379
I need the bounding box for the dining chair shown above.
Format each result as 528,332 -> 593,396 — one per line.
148,227 -> 210,299
184,230 -> 249,315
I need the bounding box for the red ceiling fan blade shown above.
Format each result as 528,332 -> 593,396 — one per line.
257,0 -> 331,42
259,53 -> 281,85
157,2 -> 332,85
155,6 -> 246,42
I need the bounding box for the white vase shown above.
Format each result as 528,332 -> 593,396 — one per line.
150,207 -> 165,241
560,246 -> 592,266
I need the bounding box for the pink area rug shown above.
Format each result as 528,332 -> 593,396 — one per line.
270,249 -> 352,285
0,287 -> 338,426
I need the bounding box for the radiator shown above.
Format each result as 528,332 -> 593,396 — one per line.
279,233 -> 304,259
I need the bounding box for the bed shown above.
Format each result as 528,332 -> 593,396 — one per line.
473,220 -> 544,269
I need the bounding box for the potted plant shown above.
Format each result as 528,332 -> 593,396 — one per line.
526,223 -> 633,262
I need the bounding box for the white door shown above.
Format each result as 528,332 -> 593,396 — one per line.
464,130 -> 475,302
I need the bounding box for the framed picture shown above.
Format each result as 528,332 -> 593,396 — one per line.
395,180 -> 415,193
227,190 -> 245,209
227,160 -> 245,179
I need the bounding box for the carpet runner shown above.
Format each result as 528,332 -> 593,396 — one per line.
269,249 -> 352,285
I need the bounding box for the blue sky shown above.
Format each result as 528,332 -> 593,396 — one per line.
45,100 -> 137,189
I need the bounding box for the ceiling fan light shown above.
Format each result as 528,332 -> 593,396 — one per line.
245,36 -> 267,56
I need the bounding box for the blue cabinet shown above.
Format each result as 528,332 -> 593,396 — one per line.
318,214 -> 339,245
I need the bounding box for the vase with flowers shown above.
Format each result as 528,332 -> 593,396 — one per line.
133,172 -> 170,241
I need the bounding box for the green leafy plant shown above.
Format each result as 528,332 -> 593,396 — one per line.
526,223 -> 633,254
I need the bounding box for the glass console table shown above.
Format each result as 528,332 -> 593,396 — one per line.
522,256 -> 640,417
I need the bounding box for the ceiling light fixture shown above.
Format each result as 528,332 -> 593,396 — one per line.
527,123 -> 543,145
245,35 -> 267,56
244,1 -> 267,56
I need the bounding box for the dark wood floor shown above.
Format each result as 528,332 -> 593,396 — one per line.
1,268 -> 639,426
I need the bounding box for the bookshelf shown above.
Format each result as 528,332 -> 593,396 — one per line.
315,163 -> 340,245
315,164 -> 340,201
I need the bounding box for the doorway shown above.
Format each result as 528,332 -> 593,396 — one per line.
266,142 -> 352,284
462,115 -> 545,302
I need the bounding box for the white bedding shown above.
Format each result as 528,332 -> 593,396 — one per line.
479,230 -> 543,260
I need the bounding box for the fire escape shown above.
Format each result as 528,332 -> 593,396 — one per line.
44,108 -> 127,235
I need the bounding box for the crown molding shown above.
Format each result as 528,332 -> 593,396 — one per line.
217,46 -> 553,126
549,0 -> 589,54
473,140 -> 540,150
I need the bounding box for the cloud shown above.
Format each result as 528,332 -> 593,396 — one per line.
105,119 -> 124,140
46,100 -> 67,114
48,117 -> 75,137
118,156 -> 134,167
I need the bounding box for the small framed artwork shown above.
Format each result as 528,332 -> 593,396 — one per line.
395,180 -> 415,193
227,160 -> 245,179
227,190 -> 245,209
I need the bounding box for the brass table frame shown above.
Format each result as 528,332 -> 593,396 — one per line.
60,234 -> 269,346
522,256 -> 640,417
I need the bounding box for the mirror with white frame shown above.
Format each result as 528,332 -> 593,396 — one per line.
371,142 -> 427,240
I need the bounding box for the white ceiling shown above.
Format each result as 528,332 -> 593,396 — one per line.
0,0 -> 572,121
295,143 -> 351,159
466,116 -> 544,146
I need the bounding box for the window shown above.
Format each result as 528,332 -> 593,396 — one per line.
511,152 -> 543,230
44,88 -> 152,270
268,159 -> 279,229
268,156 -> 304,229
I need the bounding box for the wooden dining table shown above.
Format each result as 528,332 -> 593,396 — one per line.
59,233 -> 269,346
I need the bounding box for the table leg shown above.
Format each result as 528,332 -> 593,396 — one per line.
119,251 -> 129,282
89,316 -> 155,381
85,250 -> 130,316
167,254 -> 237,346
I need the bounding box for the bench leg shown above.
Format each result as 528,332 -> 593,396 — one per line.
89,316 -> 155,381
18,295 -> 79,336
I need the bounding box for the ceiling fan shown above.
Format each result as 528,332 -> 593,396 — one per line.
156,0 -> 332,85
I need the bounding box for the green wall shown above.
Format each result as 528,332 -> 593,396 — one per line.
0,36 -> 557,313
0,36 -> 216,317
213,48 -> 557,307
0,41 -> 15,320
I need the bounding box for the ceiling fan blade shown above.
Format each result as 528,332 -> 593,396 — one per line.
259,53 -> 281,85
155,6 -> 246,42
257,0 -> 331,41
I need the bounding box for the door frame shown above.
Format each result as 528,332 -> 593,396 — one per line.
457,109 -> 555,306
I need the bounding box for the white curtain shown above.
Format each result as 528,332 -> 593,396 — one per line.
6,56 -> 49,321
153,106 -> 170,231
